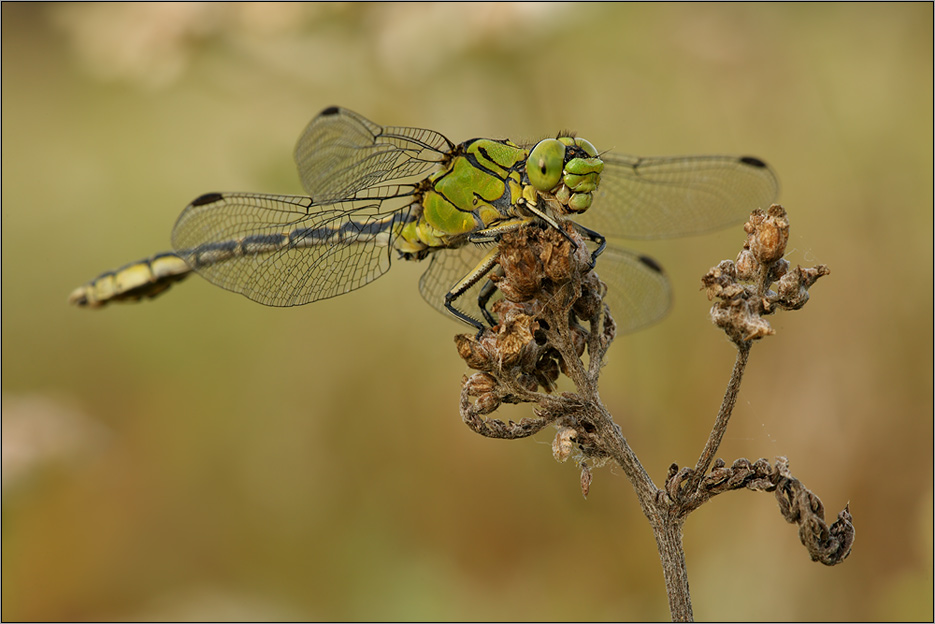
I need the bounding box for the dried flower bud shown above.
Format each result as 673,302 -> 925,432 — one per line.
799,264 -> 831,288
552,426 -> 577,463
463,372 -> 498,396
455,334 -> 494,370
710,298 -> 774,343
540,235 -> 574,284
767,258 -> 790,284
496,312 -> 537,366
776,270 -> 810,309
735,248 -> 758,280
580,462 -> 593,498
490,299 -> 528,323
474,392 -> 501,415
747,204 -> 790,264
702,260 -> 742,300
497,230 -> 544,302
772,264 -> 830,310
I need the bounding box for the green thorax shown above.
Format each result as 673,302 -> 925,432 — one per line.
395,135 -> 603,254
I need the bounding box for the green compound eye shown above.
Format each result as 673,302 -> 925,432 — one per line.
527,139 -> 566,191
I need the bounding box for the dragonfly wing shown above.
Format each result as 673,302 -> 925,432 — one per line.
295,106 -> 454,200
593,246 -> 672,334
578,154 -> 779,240
171,189 -> 415,307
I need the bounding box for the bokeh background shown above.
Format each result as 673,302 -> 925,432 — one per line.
3,3 -> 932,621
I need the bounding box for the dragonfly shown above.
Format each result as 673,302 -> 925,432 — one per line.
69,106 -> 779,332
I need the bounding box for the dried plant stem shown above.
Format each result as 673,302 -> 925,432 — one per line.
687,342 -> 751,495
563,387 -> 696,621
545,289 -> 696,621
455,208 -> 847,621
654,516 -> 692,622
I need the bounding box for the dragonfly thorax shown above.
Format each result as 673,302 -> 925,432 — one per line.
395,138 -> 528,253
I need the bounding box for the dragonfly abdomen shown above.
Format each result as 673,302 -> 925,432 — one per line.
68,252 -> 191,307
184,216 -> 400,268
70,215 -> 406,307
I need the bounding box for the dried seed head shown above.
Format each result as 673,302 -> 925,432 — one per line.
710,298 -> 774,343
463,372 -> 499,396
703,206 -> 829,345
455,334 -> 495,370
497,229 -> 544,302
776,270 -> 810,309
496,311 -> 538,366
540,230 -> 575,283
552,426 -> 577,463
490,299 -> 532,322
580,462 -> 593,498
773,264 -> 831,310
473,392 -> 501,415
768,257 -> 790,285
747,204 -> 790,264
735,248 -> 758,281
702,260 -> 743,301
454,209 -> 617,458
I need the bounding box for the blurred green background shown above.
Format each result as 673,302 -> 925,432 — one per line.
3,3 -> 932,621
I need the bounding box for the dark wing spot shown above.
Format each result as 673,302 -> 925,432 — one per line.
191,192 -> 223,207
739,156 -> 768,168
320,106 -> 341,116
638,255 -> 665,274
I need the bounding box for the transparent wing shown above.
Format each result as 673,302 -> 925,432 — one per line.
578,154 -> 779,240
417,242 -> 671,333
171,189 -> 415,307
294,106 -> 454,201
595,246 -> 672,334
418,242 -> 498,324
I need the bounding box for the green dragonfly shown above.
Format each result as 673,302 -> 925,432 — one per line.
69,106 -> 778,332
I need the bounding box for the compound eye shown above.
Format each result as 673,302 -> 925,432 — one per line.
527,139 -> 565,191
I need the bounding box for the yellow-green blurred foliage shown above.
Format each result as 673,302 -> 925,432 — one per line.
3,3 -> 932,621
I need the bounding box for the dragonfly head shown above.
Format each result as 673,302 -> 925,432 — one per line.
527,136 -> 604,215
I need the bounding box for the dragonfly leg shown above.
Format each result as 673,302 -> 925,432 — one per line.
476,267 -> 503,326
445,246 -> 501,332
570,222 -> 607,268
467,216 -> 536,244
